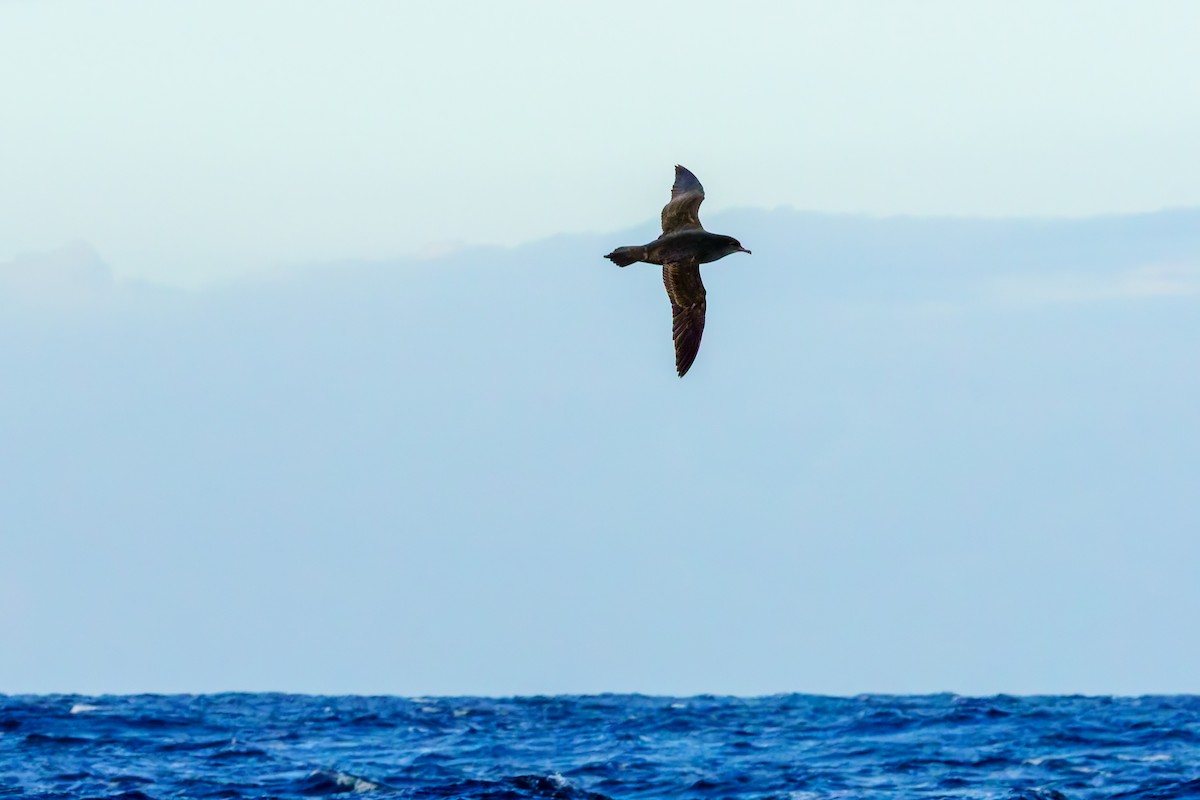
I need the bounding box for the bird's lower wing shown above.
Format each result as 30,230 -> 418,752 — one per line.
662,261 -> 707,377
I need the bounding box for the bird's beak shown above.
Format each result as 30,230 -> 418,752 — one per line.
739,247 -> 752,255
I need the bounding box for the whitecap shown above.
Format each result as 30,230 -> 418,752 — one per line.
335,771 -> 380,792
1116,753 -> 1172,762
69,703 -> 99,714
303,770 -> 384,794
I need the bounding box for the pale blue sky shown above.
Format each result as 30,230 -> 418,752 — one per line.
3,1 -> 1200,285
4,2 -> 1200,696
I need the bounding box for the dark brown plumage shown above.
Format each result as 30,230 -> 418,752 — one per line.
605,165 -> 751,377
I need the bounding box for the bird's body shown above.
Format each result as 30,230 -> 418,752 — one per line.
609,229 -> 746,267
604,166 -> 750,377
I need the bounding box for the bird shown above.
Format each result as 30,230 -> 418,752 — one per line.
604,165 -> 751,377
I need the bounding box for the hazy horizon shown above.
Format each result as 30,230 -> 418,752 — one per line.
9,201 -> 1200,293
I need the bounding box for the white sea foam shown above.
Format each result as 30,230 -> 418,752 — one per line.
1116,753 -> 1172,762
310,770 -> 381,793
334,771 -> 380,792
69,703 -> 99,714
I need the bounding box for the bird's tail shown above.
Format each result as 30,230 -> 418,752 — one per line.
604,246 -> 646,267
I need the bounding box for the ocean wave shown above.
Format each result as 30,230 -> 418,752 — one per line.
22,732 -> 95,746
2,694 -> 1198,799
296,769 -> 391,795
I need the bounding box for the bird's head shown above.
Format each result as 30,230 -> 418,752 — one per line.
723,237 -> 752,257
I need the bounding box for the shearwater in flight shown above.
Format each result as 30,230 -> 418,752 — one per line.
605,165 -> 751,377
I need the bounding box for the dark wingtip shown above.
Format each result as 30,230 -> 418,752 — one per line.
670,165 -> 703,197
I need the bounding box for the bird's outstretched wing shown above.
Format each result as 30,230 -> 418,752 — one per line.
662,260 -> 707,377
660,165 -> 705,235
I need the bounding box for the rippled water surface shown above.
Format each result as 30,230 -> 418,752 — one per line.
2,694 -> 1198,799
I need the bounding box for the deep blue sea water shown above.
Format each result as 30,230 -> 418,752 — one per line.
1,694 -> 1198,800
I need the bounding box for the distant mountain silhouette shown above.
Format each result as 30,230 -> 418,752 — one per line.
0,240 -> 113,305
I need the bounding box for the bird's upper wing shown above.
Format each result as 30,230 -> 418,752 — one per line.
662,260 -> 707,377
660,165 -> 705,235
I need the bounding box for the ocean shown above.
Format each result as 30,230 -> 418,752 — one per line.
1,694 -> 1197,799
